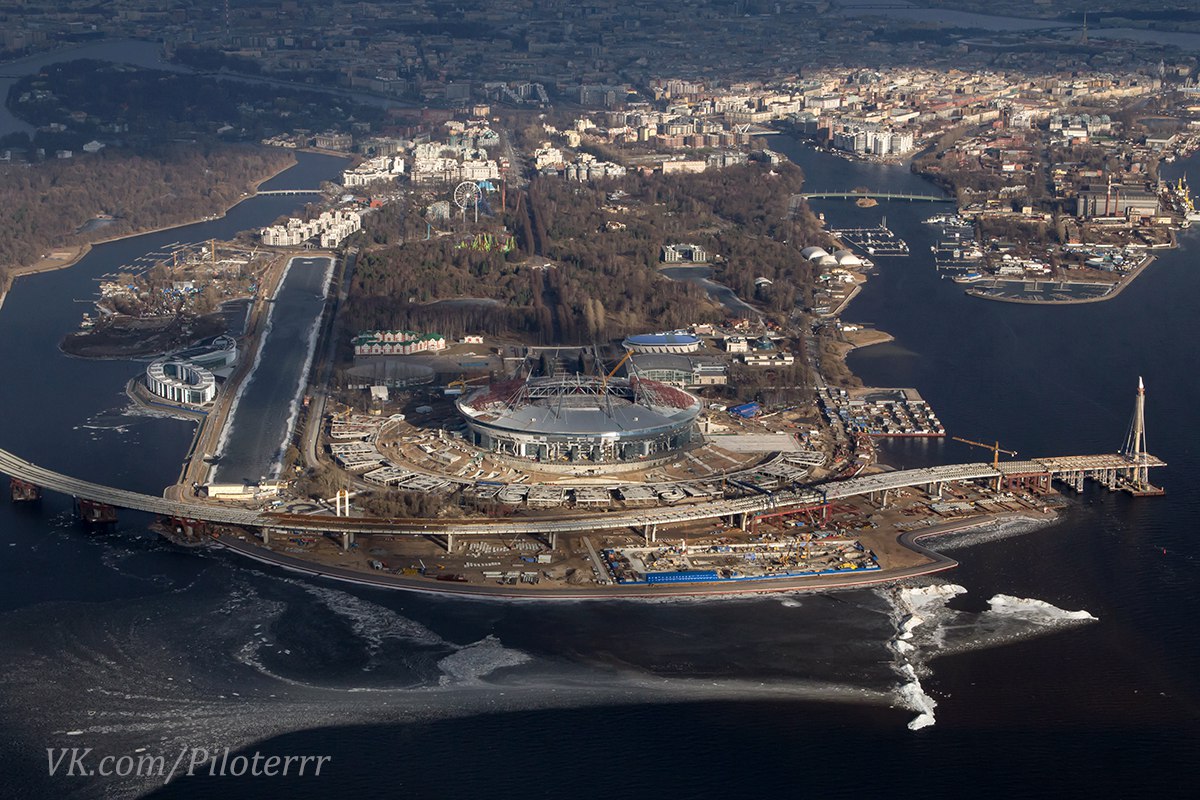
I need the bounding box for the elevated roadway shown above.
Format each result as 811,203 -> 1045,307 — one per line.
0,448 -> 265,527
0,446 -> 1164,541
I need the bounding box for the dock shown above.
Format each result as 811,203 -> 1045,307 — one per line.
830,217 -> 910,256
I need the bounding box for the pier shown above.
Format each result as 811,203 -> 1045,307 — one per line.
831,218 -> 910,256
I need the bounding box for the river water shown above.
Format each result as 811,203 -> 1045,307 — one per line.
213,255 -> 333,485
0,38 -> 413,140
0,40 -> 184,137
0,143 -> 1197,799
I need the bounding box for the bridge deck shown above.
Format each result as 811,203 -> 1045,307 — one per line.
793,192 -> 949,202
0,446 -> 1164,537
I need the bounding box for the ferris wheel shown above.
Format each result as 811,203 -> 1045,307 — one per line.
453,181 -> 483,222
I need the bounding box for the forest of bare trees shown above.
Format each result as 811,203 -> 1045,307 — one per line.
0,145 -> 292,272
345,162 -> 826,346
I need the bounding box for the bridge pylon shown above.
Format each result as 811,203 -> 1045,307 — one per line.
1120,376 -> 1165,496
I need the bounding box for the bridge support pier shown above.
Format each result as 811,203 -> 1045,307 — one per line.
9,477 -> 41,502
1058,471 -> 1085,492
167,517 -> 209,542
341,531 -> 355,551
75,498 -> 118,527
643,523 -> 658,544
926,481 -> 943,499
445,533 -> 455,552
261,528 -> 271,545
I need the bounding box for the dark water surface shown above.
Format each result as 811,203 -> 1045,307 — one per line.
0,145 -> 1197,799
212,256 -> 332,484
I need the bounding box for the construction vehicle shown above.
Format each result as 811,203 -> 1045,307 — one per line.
952,436 -> 1017,468
444,375 -> 490,396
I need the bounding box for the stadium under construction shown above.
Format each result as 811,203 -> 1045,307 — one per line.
456,374 -> 702,465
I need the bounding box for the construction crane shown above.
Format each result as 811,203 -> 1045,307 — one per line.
952,436 -> 1017,468
600,349 -> 633,391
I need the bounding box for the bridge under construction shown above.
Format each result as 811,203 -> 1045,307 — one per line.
0,448 -> 1164,548
0,379 -> 1165,552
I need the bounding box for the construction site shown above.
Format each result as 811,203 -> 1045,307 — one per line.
62,239 -> 279,359
319,391 -> 822,511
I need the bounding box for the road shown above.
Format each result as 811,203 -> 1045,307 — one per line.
0,443 -> 1162,539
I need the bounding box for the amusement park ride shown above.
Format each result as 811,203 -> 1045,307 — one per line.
454,180 -> 484,222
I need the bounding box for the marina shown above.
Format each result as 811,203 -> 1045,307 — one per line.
931,227 -> 984,275
830,217 -> 910,256
964,254 -> 1155,305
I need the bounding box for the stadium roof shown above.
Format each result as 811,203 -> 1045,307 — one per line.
624,333 -> 700,346
457,375 -> 700,438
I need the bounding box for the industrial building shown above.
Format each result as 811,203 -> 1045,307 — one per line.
1076,183 -> 1160,220
456,375 -> 701,464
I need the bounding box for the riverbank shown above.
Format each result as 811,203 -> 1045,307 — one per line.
0,154 -> 298,310
830,328 -> 896,379
164,250 -> 326,498
966,254 -> 1158,306
209,510 -> 1055,600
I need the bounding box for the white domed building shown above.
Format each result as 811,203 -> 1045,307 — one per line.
833,249 -> 865,268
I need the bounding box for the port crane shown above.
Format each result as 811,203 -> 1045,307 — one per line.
952,436 -> 1017,468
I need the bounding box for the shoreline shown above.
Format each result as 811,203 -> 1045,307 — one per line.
0,155 -> 298,309
208,511 -> 1052,600
166,248 -> 325,497
965,254 -> 1158,306
185,165 -> 1043,601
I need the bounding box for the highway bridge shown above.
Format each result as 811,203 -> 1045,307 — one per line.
0,445 -> 1165,549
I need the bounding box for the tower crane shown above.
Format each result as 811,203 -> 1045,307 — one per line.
952,436 -> 1016,468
